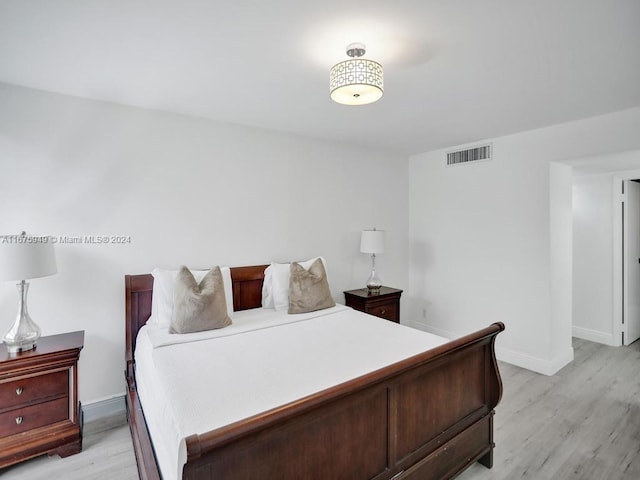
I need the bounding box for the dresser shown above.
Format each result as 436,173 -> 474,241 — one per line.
0,331 -> 84,467
343,287 -> 403,323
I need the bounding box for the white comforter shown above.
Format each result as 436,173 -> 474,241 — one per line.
135,305 -> 448,480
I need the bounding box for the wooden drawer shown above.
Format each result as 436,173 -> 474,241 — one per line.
366,303 -> 399,322
344,287 -> 402,324
0,396 -> 69,437
0,370 -> 68,411
401,415 -> 492,480
0,331 -> 84,468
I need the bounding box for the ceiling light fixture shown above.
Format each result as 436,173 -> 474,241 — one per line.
330,43 -> 383,106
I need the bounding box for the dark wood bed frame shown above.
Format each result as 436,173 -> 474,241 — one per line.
125,265 -> 504,480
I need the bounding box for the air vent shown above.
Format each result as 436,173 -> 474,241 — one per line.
446,144 -> 492,166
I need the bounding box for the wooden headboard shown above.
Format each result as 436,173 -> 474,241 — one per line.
125,265 -> 268,377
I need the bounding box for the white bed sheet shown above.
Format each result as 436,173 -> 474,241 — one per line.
135,306 -> 448,480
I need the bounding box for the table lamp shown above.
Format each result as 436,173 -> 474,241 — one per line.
360,228 -> 385,293
0,232 -> 57,353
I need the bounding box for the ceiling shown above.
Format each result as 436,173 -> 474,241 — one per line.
1,0 -> 639,155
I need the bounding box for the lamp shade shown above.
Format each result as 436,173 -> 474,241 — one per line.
330,59 -> 384,106
360,229 -> 385,254
0,235 -> 57,281
330,43 -> 384,106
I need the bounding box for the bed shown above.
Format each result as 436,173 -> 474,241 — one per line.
125,264 -> 504,480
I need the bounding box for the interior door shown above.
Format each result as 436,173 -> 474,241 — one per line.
623,180 -> 640,345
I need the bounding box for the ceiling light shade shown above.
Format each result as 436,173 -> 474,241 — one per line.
330,43 -> 383,106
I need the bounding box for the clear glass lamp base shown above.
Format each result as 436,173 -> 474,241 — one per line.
366,270 -> 382,294
4,339 -> 37,354
365,253 -> 382,294
2,281 -> 41,354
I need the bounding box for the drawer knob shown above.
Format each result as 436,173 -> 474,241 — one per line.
16,387 -> 23,396
381,309 -> 386,315
15,416 -> 23,425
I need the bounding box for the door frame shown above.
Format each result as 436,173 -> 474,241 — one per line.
612,169 -> 640,346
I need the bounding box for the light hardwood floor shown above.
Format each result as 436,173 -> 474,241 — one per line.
1,338 -> 639,479
459,338 -> 640,480
0,421 -> 138,479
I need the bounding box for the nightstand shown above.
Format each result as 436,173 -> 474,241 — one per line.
0,331 -> 84,468
344,287 -> 403,323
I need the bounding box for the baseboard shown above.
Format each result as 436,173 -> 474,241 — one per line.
82,394 -> 127,435
407,320 -> 574,376
496,345 -> 574,376
404,320 -> 456,340
572,326 -> 616,346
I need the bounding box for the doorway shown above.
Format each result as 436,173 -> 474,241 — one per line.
569,153 -> 640,349
622,180 -> 640,345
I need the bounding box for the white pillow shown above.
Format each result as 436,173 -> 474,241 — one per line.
266,257 -> 328,311
271,262 -> 294,311
149,266 -> 234,327
261,265 -> 275,309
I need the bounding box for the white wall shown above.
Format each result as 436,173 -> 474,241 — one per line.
572,173 -> 614,343
549,162 -> 573,368
0,83 -> 409,404
408,107 -> 640,375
